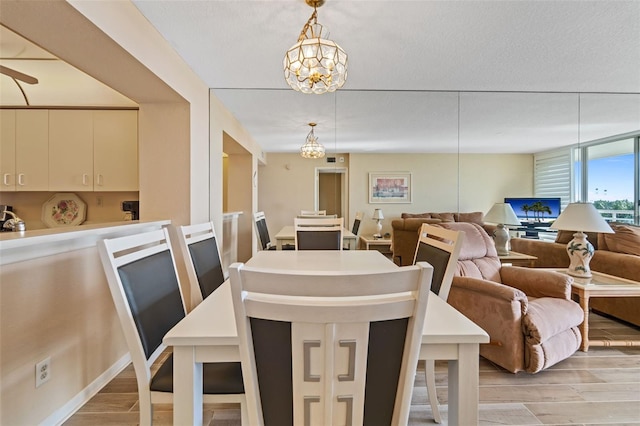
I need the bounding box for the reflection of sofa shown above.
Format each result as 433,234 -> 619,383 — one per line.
440,222 -> 584,374
510,223 -> 640,327
391,212 -> 489,266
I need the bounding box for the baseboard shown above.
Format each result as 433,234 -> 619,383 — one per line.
41,353 -> 131,426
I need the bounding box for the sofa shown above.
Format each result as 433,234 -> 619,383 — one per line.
438,222 -> 583,373
391,211 -> 491,266
510,223 -> 640,326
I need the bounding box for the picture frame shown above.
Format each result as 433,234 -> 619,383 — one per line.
369,172 -> 412,204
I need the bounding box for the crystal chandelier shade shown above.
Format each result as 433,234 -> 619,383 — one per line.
300,123 -> 325,159
284,1 -> 348,94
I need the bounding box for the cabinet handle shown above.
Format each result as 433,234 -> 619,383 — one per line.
17,174 -> 25,186
3,174 -> 10,186
82,174 -> 89,186
96,174 -> 103,186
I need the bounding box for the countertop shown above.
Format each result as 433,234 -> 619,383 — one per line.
0,220 -> 170,265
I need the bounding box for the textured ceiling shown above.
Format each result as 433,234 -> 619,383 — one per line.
132,0 -> 640,154
2,1 -> 639,154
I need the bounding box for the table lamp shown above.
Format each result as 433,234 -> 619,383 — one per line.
484,202 -> 521,256
372,208 -> 384,238
550,202 -> 613,278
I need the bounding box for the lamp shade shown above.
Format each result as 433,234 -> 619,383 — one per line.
550,202 -> 613,233
484,203 -> 520,226
372,209 -> 384,220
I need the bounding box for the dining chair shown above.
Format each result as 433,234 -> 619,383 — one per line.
254,211 -> 294,250
229,260 -> 434,426
344,211 -> 364,250
294,217 -> 343,250
412,223 -> 465,424
173,221 -> 225,308
97,228 -> 246,426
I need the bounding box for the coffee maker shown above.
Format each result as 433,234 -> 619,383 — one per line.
0,205 -> 13,231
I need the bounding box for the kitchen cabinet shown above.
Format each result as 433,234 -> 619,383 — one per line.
0,110 -> 49,191
48,109 -> 138,191
49,110 -> 94,191
93,110 -> 138,191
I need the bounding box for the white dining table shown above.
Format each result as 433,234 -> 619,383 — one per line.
274,225 -> 357,250
164,251 -> 489,426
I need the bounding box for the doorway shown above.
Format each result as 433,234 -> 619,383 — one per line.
315,167 -> 348,219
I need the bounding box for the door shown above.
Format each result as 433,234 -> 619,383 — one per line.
315,167 -> 348,219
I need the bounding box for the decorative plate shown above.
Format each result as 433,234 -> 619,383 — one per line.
42,193 -> 87,227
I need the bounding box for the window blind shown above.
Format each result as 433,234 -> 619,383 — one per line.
534,150 -> 571,211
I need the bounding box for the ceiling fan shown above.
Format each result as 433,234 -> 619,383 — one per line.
0,65 -> 38,105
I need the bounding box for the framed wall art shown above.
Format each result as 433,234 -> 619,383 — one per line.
369,172 -> 412,204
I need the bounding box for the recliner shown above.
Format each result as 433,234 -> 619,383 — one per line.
439,222 -> 584,373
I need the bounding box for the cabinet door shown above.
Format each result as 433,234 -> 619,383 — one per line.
16,110 -> 49,191
0,110 -> 16,191
93,110 -> 138,191
49,110 -> 93,191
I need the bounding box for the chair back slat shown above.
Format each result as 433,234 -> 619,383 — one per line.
413,224 -> 465,301
230,261 -> 433,426
175,222 -> 225,307
253,212 -> 273,250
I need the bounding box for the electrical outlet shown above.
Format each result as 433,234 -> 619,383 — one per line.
35,357 -> 51,388
96,196 -> 103,207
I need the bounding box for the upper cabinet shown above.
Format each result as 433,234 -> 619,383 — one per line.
0,110 -> 49,191
49,110 -> 94,191
1,108 -> 138,192
93,110 -> 138,191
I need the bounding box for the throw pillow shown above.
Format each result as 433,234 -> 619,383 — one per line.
555,230 -> 599,250
603,224 -> 640,256
401,213 -> 432,219
457,211 -> 484,225
431,212 -> 455,222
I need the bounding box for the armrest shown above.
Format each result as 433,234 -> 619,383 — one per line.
500,266 -> 573,300
448,276 -> 527,369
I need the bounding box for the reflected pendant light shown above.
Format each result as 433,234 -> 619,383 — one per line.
284,0 -> 348,94
300,123 -> 326,159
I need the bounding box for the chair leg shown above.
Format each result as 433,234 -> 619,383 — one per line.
239,397 -> 249,426
425,359 -> 442,424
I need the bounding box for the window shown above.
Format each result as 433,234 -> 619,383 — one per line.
535,132 -> 640,226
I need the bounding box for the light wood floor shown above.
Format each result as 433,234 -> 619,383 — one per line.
64,313 -> 640,425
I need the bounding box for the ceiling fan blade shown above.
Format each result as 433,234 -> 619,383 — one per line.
0,65 -> 38,84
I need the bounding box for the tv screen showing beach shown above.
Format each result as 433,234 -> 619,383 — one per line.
504,197 -> 561,222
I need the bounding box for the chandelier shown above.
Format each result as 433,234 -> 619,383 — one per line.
284,0 -> 348,94
300,123 -> 326,159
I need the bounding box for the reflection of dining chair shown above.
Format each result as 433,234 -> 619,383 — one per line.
300,209 -> 326,215
412,224 -> 465,424
97,229 -> 246,426
173,222 -> 226,308
294,217 -> 343,250
229,261 -> 434,426
254,211 -> 294,250
344,211 -> 364,250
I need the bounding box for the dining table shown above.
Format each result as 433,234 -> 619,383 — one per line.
274,225 -> 357,250
164,250 -> 489,426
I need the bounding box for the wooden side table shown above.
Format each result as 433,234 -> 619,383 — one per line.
359,235 -> 393,257
498,251 -> 537,267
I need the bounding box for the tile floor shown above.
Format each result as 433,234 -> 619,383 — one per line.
64,313 -> 640,425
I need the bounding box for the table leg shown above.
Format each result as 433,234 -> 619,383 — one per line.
276,240 -> 283,250
447,343 -> 480,426
173,346 -> 203,426
577,290 -> 590,352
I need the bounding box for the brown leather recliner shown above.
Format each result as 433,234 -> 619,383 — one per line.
438,222 -> 584,374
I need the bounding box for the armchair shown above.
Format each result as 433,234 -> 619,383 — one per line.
438,222 -> 584,373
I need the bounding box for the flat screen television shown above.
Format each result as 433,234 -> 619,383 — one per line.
504,197 -> 562,223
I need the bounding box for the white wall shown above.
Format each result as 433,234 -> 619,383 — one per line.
259,153 -> 533,238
